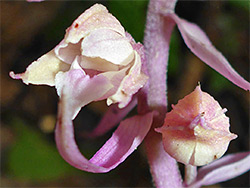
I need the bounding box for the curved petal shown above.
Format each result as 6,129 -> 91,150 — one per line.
81,29 -> 134,66
99,66 -> 130,101
107,52 -> 148,108
55,99 -> 154,173
55,68 -> 113,120
64,4 -> 125,44
171,14 -> 250,91
80,56 -> 119,72
55,39 -> 81,64
9,50 -> 70,86
85,97 -> 137,138
189,152 -> 250,187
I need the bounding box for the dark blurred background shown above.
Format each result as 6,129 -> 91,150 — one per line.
1,0 -> 249,187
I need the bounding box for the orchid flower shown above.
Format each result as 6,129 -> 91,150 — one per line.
10,4 -> 153,173
9,0 -> 250,188
143,0 -> 250,187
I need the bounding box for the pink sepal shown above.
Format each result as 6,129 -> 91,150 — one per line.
188,152 -> 250,187
171,14 -> 250,91
56,109 -> 154,173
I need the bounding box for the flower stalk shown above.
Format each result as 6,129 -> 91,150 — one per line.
141,0 -> 183,187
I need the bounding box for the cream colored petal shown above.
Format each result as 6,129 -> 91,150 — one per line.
107,51 -> 148,108
81,29 -> 134,66
55,39 -> 81,64
65,4 -> 125,44
99,66 -> 130,100
80,56 -> 119,72
10,50 -> 70,86
191,126 -> 237,166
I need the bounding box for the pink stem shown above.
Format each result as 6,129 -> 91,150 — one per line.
139,0 -> 183,187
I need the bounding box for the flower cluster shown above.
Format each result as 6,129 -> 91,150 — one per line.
10,1 -> 250,187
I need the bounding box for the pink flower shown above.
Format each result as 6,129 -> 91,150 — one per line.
10,4 -> 147,109
156,85 -> 237,166
10,1 -> 250,187
10,4 -> 152,173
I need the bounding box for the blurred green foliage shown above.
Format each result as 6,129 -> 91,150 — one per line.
108,0 -> 148,42
7,118 -> 75,181
168,29 -> 180,77
228,0 -> 249,11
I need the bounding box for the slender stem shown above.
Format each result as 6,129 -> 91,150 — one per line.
184,165 -> 197,186
138,0 -> 183,187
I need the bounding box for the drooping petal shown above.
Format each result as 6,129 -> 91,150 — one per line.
156,85 -> 237,166
81,29 -> 134,66
55,68 -> 113,120
55,95 -> 154,173
64,4 -> 125,44
107,52 -> 148,108
10,50 -> 70,86
189,152 -> 250,187
85,97 -> 137,138
171,14 -> 250,91
89,112 -> 153,168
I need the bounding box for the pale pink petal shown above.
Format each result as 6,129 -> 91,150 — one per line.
107,52 -> 148,108
126,32 -> 148,75
80,56 -> 119,72
54,39 -> 81,64
189,152 -> 250,187
171,14 -> 250,91
9,50 -> 70,86
100,66 -> 130,101
89,112 -> 154,168
81,29 -> 134,66
55,100 -> 154,173
64,4 -> 125,44
85,97 -> 137,138
55,68 -> 113,120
